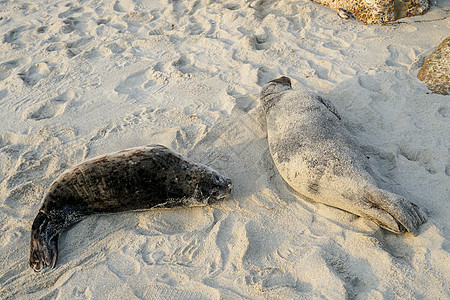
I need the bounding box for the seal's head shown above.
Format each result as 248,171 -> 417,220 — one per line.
209,172 -> 233,203
175,160 -> 233,205
260,76 -> 293,112
269,76 -> 292,87
196,168 -> 233,204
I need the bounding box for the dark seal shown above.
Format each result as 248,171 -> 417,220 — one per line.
260,76 -> 427,235
30,144 -> 233,272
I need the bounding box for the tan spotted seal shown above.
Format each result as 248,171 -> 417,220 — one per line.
30,144 -> 233,272
260,76 -> 427,235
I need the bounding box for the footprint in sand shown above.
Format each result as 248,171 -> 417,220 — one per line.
307,60 -> 332,81
0,58 -> 28,81
36,26 -> 48,34
248,27 -> 273,51
385,45 -> 419,68
114,68 -> 156,97
4,151 -> 54,190
245,267 -> 298,291
25,100 -> 66,121
357,75 -> 381,93
18,62 -> 54,86
253,34 -> 270,50
436,106 -> 448,120
65,37 -> 94,57
61,17 -> 84,33
398,145 -> 437,174
1,144 -> 60,208
0,89 -> 7,101
171,54 -> 196,75
114,0 -> 135,12
88,107 -> 155,142
225,3 -> 241,10
25,92 -> 73,121
58,5 -> 84,19
3,26 -> 27,44
227,85 -> 255,112
106,253 -> 140,277
256,66 -> 274,86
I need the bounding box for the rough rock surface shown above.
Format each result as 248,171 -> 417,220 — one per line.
418,37 -> 450,95
315,0 -> 430,24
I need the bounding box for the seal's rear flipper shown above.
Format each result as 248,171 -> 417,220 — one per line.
360,189 -> 427,236
30,211 -> 60,272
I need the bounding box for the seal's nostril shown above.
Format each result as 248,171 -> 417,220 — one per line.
212,174 -> 219,184
226,179 -> 233,189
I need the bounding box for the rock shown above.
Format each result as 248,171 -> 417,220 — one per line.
418,37 -> 450,95
314,0 -> 430,24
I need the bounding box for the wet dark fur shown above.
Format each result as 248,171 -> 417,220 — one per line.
30,145 -> 232,272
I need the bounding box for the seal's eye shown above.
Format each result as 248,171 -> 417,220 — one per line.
213,174 -> 222,185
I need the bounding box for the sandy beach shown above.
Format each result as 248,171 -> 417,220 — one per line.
1,0 -> 449,299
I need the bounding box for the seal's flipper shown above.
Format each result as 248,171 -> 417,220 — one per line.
359,209 -> 407,234
383,194 -> 427,236
30,211 -> 60,272
360,189 -> 427,235
317,96 -> 341,120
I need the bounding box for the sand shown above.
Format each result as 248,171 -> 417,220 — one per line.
0,0 -> 449,299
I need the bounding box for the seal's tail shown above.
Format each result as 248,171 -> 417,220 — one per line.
29,211 -> 60,272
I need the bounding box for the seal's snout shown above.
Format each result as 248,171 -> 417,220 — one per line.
209,173 -> 233,202
217,176 -> 233,194
225,178 -> 233,188
223,178 -> 233,194
212,173 -> 230,187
